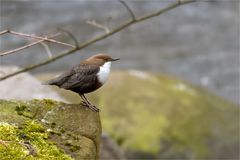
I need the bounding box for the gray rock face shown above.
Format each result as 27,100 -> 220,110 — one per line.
0,1 -> 239,103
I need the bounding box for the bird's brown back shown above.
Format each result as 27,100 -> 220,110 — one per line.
43,53 -> 114,94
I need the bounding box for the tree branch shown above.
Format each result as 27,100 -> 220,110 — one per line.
86,20 -> 110,33
58,28 -> 80,48
6,30 -> 75,48
118,0 -> 136,21
40,42 -> 53,58
0,29 -> 9,35
136,0 -> 196,22
0,0 -> 195,81
0,33 -> 61,56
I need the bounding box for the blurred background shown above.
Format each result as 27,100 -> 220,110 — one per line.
0,0 -> 239,159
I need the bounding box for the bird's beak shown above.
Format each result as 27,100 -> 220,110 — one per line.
111,58 -> 120,61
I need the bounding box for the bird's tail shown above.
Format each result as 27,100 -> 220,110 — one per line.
42,81 -> 50,85
41,81 -> 49,85
42,79 -> 56,85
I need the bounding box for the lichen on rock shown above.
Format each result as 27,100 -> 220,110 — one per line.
0,99 -> 101,160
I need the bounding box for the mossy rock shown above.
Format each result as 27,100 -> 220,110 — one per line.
51,71 -> 239,159
0,99 -> 101,160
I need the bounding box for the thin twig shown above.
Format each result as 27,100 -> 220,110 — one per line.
86,20 -> 110,33
58,28 -> 79,48
8,30 -> 76,48
0,33 -> 61,56
0,0 -> 195,81
118,0 -> 136,21
0,48 -> 78,81
0,29 -> 9,35
40,42 -> 53,58
1,41 -> 43,56
136,0 -> 196,22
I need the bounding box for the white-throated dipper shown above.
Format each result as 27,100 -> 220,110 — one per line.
43,53 -> 119,112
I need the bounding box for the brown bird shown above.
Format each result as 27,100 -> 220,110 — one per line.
43,53 -> 119,112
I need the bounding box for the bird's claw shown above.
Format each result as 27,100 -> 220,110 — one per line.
81,101 -> 100,112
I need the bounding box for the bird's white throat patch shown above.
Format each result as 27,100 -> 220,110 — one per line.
97,62 -> 111,84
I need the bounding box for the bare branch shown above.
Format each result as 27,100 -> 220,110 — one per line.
40,42 -> 53,58
58,28 -> 79,48
178,0 -> 197,5
8,30 -> 76,48
0,33 -> 61,56
118,0 -> 136,21
0,48 -> 78,81
86,20 -> 110,33
0,0 -> 195,81
1,41 -> 43,56
135,0 -> 195,22
0,29 -> 9,35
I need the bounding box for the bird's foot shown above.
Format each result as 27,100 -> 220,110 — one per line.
81,101 -> 100,112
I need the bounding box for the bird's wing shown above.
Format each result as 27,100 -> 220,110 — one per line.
60,64 -> 99,89
43,68 -> 75,86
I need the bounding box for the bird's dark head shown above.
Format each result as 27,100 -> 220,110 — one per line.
87,53 -> 119,65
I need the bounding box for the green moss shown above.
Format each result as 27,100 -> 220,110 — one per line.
0,121 -> 72,160
0,99 -> 101,159
70,145 -> 81,152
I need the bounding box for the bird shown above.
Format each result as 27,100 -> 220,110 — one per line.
43,53 -> 119,112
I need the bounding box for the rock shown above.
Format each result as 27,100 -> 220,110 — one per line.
0,66 -> 67,101
85,71 -> 238,159
0,99 -> 101,159
38,71 -> 239,159
0,67 -> 126,159
100,132 -> 126,160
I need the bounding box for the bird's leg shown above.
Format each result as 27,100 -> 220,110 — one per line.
80,94 -> 91,107
82,94 -> 93,105
79,95 -> 89,106
82,94 -> 100,112
79,94 -> 99,112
